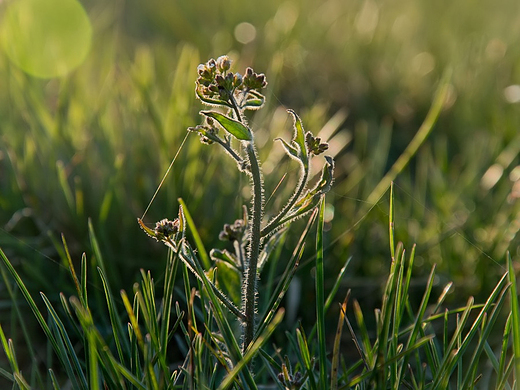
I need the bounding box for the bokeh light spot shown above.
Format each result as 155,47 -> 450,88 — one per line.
1,0 -> 92,78
234,22 -> 256,44
503,85 -> 520,104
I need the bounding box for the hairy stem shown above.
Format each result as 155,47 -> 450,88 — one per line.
229,94 -> 242,122
261,163 -> 308,237
213,137 -> 244,167
243,141 -> 263,351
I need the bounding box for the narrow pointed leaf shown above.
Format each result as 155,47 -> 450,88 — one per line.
287,109 -> 308,164
201,111 -> 252,141
275,137 -> 299,160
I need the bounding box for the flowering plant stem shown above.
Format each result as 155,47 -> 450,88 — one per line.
242,142 -> 264,351
148,55 -> 333,358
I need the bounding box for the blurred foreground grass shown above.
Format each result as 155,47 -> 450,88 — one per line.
1,0 -> 520,374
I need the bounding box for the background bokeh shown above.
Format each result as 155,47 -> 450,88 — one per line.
1,0 -> 520,373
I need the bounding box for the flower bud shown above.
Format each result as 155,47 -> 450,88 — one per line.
154,218 -> 180,241
216,55 -> 231,72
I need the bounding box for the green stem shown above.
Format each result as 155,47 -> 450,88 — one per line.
229,94 -> 243,122
212,136 -> 245,168
261,163 -> 308,237
243,141 -> 263,351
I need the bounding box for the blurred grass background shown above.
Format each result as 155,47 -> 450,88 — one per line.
1,0 -> 520,371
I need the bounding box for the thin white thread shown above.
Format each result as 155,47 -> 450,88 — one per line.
141,131 -> 190,220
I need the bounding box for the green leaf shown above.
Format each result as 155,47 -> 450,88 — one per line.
195,88 -> 231,108
214,259 -> 241,306
210,248 -> 240,269
243,94 -> 265,109
288,109 -> 308,165
201,111 -> 252,141
275,137 -> 299,160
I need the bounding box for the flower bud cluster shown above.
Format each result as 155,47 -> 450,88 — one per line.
242,67 -> 267,91
219,218 -> 247,242
305,132 -> 329,155
153,218 -> 180,241
195,56 -> 267,106
196,56 -> 242,102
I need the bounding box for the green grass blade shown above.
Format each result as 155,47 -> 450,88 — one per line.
461,280 -> 509,388
56,160 -> 75,212
389,181 -> 395,259
178,198 -> 211,269
497,314 -> 512,388
121,290 -> 159,390
40,293 -> 88,389
297,327 -> 318,390
81,253 -> 88,309
207,301 -> 258,389
48,369 -> 60,390
331,292 -> 349,390
0,323 -> 19,378
61,234 -> 82,302
316,197 -> 328,389
309,255 -> 352,342
13,371 -> 31,390
351,299 -> 372,366
397,264 -> 436,383
97,268 -> 130,364
0,269 -> 45,389
69,296 -> 131,389
218,309 -> 284,390
259,353 -> 285,390
0,248 -> 85,388
160,250 -> 179,361
364,68 -> 452,207
88,219 -> 118,286
508,252 -> 520,384
432,271 -> 508,388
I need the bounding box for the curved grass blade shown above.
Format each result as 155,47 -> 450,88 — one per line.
0,248 -> 87,390
218,309 -> 285,390
40,293 -> 89,389
364,69 -> 452,209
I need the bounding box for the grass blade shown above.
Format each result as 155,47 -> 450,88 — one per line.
316,197 -> 327,389
364,68 -> 452,207
331,292 -> 349,390
508,252 -> 520,384
218,309 -> 284,390
178,198 -> 211,269
0,248 -> 86,389
97,268 -> 130,365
